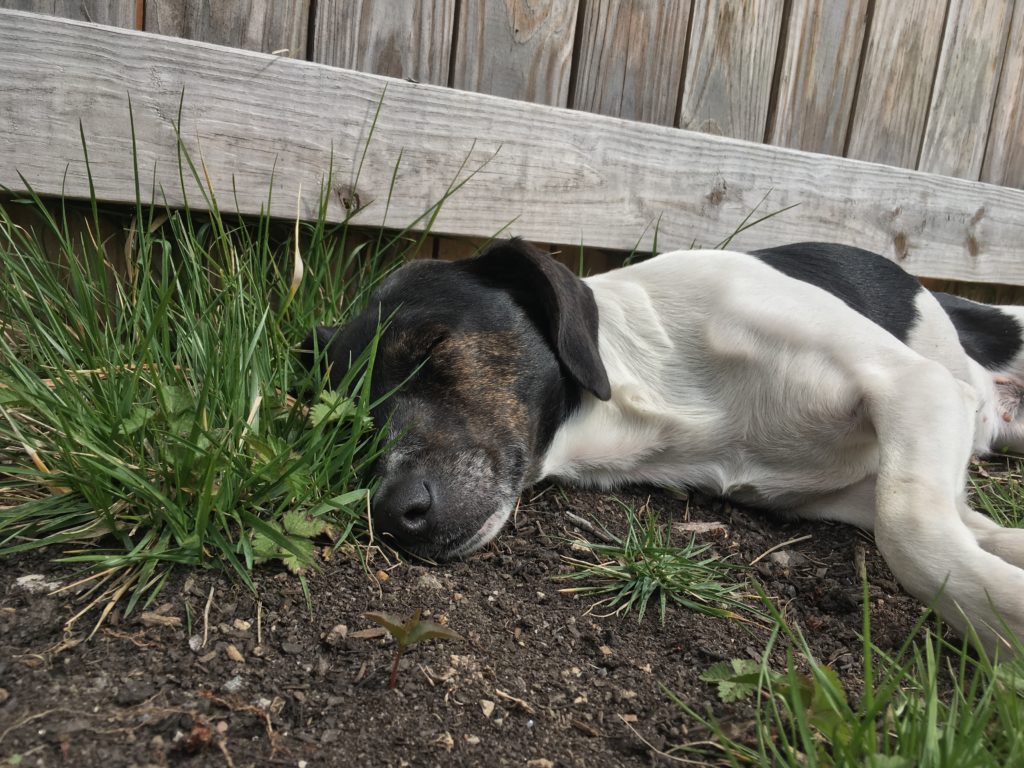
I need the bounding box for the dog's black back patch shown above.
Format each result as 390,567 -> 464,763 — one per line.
750,242 -> 921,342
931,292 -> 1022,369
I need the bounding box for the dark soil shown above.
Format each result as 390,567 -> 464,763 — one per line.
0,487 -> 933,767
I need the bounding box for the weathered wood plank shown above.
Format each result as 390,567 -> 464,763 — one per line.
845,0 -> 949,168
451,0 -> 579,106
918,0 -> 1013,179
677,0 -> 785,141
144,0 -> 310,57
570,0 -> 692,126
767,0 -> 869,155
0,0 -> 135,26
982,0 -> 1024,188
312,0 -> 455,86
3,10 -> 1024,285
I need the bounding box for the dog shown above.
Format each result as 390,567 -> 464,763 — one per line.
303,239 -> 1024,654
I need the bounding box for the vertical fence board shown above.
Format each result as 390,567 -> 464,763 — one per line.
677,0 -> 784,141
768,0 -> 869,154
845,0 -> 949,168
312,0 -> 455,85
0,0 -> 135,26
451,0 -> 580,106
570,0 -> 691,126
982,0 -> 1024,188
918,0 -> 1013,179
144,0 -> 310,57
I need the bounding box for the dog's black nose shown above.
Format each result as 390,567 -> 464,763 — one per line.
373,476 -> 434,543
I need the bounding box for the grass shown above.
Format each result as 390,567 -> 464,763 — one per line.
671,583 -> 1024,767
0,109 -> 475,626
971,457 -> 1024,528
559,500 -> 750,622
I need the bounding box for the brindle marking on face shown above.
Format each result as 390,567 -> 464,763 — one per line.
301,239 -> 608,560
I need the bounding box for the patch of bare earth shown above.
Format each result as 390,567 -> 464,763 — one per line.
0,488 -> 931,767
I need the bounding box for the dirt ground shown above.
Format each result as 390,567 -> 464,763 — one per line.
0,485 -> 935,767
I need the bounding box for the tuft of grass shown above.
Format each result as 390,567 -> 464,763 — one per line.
559,501 -> 749,622
0,99 -> 485,627
971,458 -> 1024,528
671,583 -> 1024,767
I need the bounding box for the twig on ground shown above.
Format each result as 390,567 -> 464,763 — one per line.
749,534 -> 813,566
256,600 -> 263,646
616,715 -> 701,764
564,511 -> 621,546
202,586 -> 215,649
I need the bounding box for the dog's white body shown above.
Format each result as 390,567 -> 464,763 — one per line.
542,250 -> 1024,652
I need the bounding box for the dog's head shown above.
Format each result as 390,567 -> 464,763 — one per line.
302,239 -> 611,560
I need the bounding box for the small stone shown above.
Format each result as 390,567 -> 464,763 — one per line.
325,624 -> 348,646
435,732 -> 455,752
222,675 -> 243,694
232,619 -> 252,632
453,592 -> 464,602
480,699 -> 495,718
464,735 -> 481,746
139,612 -> 182,628
0,687 -> 8,705
115,680 -> 156,706
281,641 -> 303,655
188,635 -> 204,652
225,644 -> 245,663
375,569 -> 389,583
417,573 -> 444,590
527,760 -> 555,768
14,574 -> 60,594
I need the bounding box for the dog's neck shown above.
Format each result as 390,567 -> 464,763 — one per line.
538,277 -> 728,492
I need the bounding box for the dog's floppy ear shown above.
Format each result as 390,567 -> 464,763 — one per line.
298,325 -> 345,389
462,238 -> 611,401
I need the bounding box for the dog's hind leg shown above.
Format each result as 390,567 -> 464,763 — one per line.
867,360 -> 1024,655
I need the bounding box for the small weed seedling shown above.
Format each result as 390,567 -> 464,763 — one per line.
363,609 -> 462,689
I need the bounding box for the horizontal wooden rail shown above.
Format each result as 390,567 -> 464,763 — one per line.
1,10 -> 1023,284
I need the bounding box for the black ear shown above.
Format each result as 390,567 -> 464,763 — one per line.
461,239 -> 611,401
298,325 -> 345,389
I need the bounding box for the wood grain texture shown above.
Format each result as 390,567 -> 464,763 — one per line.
0,0 -> 134,26
768,0 -> 870,154
845,0 -> 949,168
451,0 -> 579,106
678,0 -> 785,141
571,0 -> 692,125
313,0 -> 455,85
3,10 -> 1024,285
918,0 -> 1013,179
144,0 -> 310,57
982,0 -> 1024,188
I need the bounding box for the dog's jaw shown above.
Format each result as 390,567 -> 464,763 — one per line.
447,502 -> 516,559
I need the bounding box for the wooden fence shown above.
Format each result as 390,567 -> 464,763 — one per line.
9,0 -> 1022,188
1,3 -> 1023,285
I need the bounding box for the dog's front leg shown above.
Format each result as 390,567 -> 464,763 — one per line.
868,360 -> 1024,654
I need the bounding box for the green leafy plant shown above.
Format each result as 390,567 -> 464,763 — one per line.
0,94 -> 490,628
364,609 -> 463,689
672,582 -> 1024,767
559,502 -> 749,622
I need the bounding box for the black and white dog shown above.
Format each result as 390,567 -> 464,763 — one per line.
304,239 -> 1024,654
